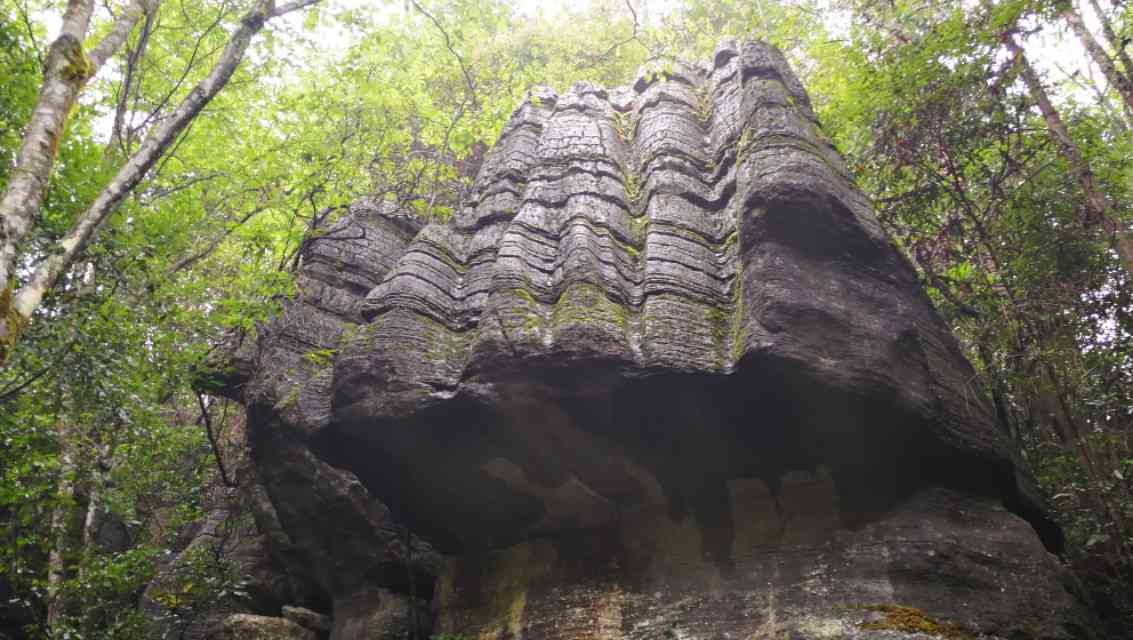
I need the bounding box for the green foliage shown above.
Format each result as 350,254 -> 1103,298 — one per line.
0,10 -> 40,182
1035,433 -> 1133,553
146,520 -> 254,636
815,0 -> 1133,627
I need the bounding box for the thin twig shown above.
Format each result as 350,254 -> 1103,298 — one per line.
197,392 -> 238,488
15,0 -> 45,69
406,0 -> 477,105
167,202 -> 269,274
141,171 -> 225,204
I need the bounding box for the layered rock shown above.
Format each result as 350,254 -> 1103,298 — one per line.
211,40 -> 1096,638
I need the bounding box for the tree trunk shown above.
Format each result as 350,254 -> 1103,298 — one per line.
46,424 -> 78,633
79,441 -> 110,572
1086,0 -> 1133,88
0,0 -> 319,366
1061,0 -> 1133,119
76,440 -> 110,637
0,0 -> 150,360
1003,32 -> 1133,280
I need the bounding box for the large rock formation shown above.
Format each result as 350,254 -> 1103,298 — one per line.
210,40 -> 1097,638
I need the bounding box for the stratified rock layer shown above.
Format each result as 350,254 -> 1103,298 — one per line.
220,40 -> 1096,639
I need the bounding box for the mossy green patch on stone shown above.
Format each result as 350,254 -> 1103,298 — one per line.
629,213 -> 649,246
551,282 -> 629,332
730,277 -> 747,363
337,323 -> 360,349
500,287 -> 546,336
274,384 -> 302,411
613,110 -> 637,145
703,303 -> 731,370
732,126 -> 751,165
511,287 -> 539,306
694,84 -> 713,127
622,166 -> 642,206
721,230 -> 738,253
415,313 -> 470,366
859,605 -> 973,639
620,507 -> 722,590
303,347 -> 337,368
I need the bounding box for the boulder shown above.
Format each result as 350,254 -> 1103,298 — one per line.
209,40 -> 1098,638
211,614 -> 316,640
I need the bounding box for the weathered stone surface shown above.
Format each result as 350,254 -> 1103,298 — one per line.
437,488 -> 1090,639
214,40 -> 1097,638
282,605 -> 332,633
211,614 -> 316,640
330,587 -> 430,640
200,196 -> 441,622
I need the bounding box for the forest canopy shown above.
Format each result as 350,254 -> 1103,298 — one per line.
0,0 -> 1131,637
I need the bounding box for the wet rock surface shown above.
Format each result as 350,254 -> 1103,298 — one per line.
213,40 -> 1098,638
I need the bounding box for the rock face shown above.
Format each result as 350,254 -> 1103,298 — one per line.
212,614 -> 316,640
215,40 -> 1096,638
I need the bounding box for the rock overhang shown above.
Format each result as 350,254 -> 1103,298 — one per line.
310,40 -> 1054,553
206,38 -> 1091,639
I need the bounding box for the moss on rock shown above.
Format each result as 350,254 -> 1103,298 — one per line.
859,605 -> 973,639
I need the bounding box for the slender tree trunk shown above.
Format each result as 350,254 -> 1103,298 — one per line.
0,0 -> 320,366
1061,0 -> 1133,118
1086,0 -> 1133,85
0,0 -> 95,294
0,0 -> 150,358
108,7 -> 158,160
975,334 -> 1015,439
46,423 -> 78,633
79,440 -> 110,569
0,0 -> 148,286
76,440 -> 110,637
1003,33 -> 1133,279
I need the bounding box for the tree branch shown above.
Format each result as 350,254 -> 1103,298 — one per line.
15,0 -> 45,69
197,392 -> 237,488
271,0 -> 321,17
168,202 -> 270,275
88,0 -> 151,71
